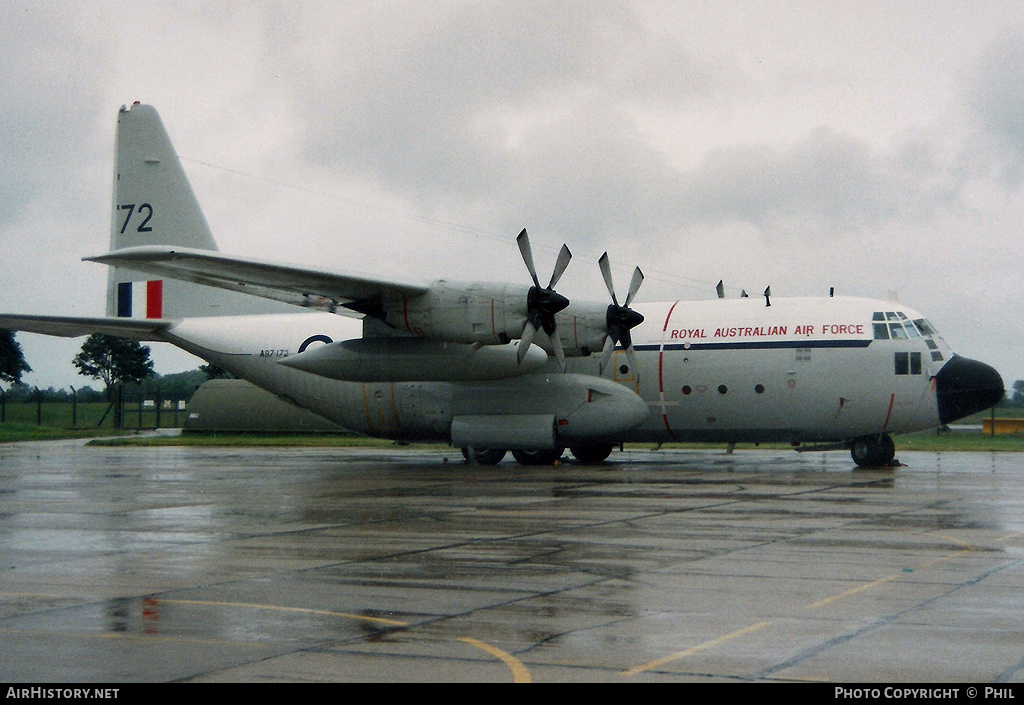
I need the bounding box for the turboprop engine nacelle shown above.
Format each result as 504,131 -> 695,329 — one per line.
277,337 -> 548,383
383,281 -> 527,345
383,281 -> 612,357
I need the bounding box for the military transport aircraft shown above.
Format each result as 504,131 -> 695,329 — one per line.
0,103 -> 1005,466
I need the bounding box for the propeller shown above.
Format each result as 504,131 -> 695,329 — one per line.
516,229 -> 572,370
597,252 -> 645,379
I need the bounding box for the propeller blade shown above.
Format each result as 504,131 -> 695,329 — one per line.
625,345 -> 640,384
624,266 -> 644,307
598,252 -> 618,305
597,252 -> 645,377
551,332 -> 566,372
598,335 -> 615,374
548,244 -> 572,289
517,228 -> 540,288
518,321 -> 537,364
515,229 -> 574,371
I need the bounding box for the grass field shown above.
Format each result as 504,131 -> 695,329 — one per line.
2,401 -> 1021,452
0,423 -> 129,443
0,399 -> 185,431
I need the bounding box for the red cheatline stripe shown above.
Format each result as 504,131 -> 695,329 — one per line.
883,393 -> 895,431
660,302 -> 680,442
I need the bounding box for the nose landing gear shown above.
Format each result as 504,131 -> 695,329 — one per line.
849,434 -> 897,467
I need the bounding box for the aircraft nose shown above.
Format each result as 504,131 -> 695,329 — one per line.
934,355 -> 1005,425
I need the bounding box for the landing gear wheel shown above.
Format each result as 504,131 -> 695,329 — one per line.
511,447 -> 565,465
850,434 -> 896,467
461,447 -> 507,465
569,443 -> 614,464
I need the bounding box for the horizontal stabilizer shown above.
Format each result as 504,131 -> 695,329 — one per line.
0,314 -> 174,341
87,246 -> 429,314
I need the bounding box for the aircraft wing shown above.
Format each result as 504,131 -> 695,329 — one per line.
86,246 -> 429,314
0,314 -> 175,341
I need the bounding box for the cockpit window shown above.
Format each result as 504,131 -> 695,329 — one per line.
889,323 -> 909,339
873,322 -> 889,340
913,318 -> 937,336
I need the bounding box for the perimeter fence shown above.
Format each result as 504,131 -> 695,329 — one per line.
0,386 -> 188,430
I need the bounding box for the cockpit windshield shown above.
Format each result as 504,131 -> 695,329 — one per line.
913,318 -> 938,336
873,312 -> 940,340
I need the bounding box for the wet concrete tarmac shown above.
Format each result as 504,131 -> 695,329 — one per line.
0,441 -> 1021,683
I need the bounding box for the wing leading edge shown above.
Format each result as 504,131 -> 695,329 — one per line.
0,314 -> 174,341
86,246 -> 430,315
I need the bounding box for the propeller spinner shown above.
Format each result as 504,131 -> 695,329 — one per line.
598,252 -> 645,379
516,229 -> 572,369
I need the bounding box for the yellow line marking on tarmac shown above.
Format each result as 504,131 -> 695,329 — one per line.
804,573 -> 900,611
804,532 -> 999,612
459,637 -> 532,683
621,532 -> 1019,679
2,595 -> 530,682
917,549 -> 972,569
930,533 -> 976,550
156,599 -> 410,626
164,599 -> 532,682
622,621 -> 772,676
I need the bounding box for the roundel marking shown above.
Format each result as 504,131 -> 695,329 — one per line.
298,334 -> 334,353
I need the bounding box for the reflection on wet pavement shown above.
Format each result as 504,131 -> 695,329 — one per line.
0,443 -> 1021,682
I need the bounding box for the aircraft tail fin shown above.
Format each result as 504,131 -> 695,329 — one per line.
105,103 -> 288,319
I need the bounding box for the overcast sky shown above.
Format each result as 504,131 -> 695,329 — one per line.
2,1 -> 1023,391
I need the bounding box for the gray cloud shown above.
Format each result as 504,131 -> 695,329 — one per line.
269,3 -> 968,249
964,26 -> 1024,185
0,6 -> 109,225
1,2 -> 1023,388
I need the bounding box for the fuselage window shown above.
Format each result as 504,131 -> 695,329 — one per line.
895,351 -> 923,375
895,352 -> 909,375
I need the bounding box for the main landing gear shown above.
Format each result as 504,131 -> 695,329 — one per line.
461,443 -> 616,466
849,434 -> 897,467
460,447 -> 507,465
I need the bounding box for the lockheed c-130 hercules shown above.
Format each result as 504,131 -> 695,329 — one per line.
0,103 -> 1005,466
